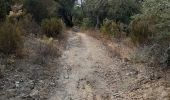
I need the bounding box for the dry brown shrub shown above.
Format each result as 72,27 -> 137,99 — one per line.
41,18 -> 64,38
34,36 -> 61,65
0,22 -> 23,55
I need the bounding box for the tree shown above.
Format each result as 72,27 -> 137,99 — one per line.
72,6 -> 84,26
107,0 -> 141,24
82,0 -> 108,28
132,0 -> 170,36
24,0 -> 49,23
79,0 -> 140,28
0,0 -> 12,22
55,0 -> 76,27
129,0 -> 170,43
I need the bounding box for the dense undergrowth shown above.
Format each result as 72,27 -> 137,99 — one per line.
78,0 -> 170,69
0,0 -> 169,74
0,21 -> 22,55
0,0 -> 66,77
0,1 -> 67,99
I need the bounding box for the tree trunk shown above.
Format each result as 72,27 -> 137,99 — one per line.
59,9 -> 74,27
95,15 -> 100,30
63,15 -> 73,27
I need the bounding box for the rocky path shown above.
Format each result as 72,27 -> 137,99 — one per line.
49,32 -> 144,100
49,31 -> 170,100
1,32 -> 170,100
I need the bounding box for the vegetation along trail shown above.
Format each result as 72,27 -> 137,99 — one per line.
1,0 -> 170,100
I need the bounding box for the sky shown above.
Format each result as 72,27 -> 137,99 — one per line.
77,0 -> 82,4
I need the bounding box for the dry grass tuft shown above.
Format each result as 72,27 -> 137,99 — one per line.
34,36 -> 61,65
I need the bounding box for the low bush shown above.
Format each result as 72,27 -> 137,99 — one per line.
0,22 -> 22,55
18,14 -> 42,36
41,18 -> 64,38
35,37 -> 61,65
129,17 -> 155,44
81,18 -> 93,29
100,19 -> 120,37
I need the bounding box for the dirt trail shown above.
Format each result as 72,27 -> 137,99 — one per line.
49,32 -> 113,100
49,32 -> 170,100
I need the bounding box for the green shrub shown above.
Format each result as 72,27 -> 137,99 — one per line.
81,18 -> 93,29
41,18 -> 64,38
130,17 -> 154,44
0,22 -> 22,54
100,19 -> 120,37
